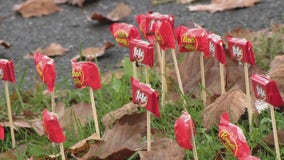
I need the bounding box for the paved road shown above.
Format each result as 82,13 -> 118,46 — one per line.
0,0 -> 283,89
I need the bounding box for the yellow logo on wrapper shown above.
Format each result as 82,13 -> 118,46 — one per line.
72,68 -> 84,87
36,62 -> 44,81
114,30 -> 129,47
0,68 -> 3,79
155,32 -> 164,45
219,130 -> 238,156
181,33 -> 198,51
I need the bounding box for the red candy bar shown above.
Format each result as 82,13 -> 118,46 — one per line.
227,36 -> 255,65
131,77 -> 160,118
0,124 -> 4,140
71,59 -> 101,90
34,53 -> 56,93
0,59 -> 16,83
174,112 -> 196,149
218,113 -> 259,160
251,74 -> 284,107
175,25 -> 209,57
109,23 -> 140,48
129,38 -> 154,68
153,20 -> 176,50
42,109 -> 65,143
208,33 -> 226,64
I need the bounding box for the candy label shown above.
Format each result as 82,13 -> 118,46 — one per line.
232,45 -> 243,61
114,30 -> 129,47
72,68 -> 84,88
36,62 -> 44,81
256,85 -> 266,100
209,41 -> 215,56
219,130 -> 238,155
181,33 -> 198,50
135,89 -> 148,104
133,47 -> 144,62
0,68 -> 3,79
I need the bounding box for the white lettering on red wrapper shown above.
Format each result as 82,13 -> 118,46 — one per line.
135,89 -> 148,104
209,41 -> 215,56
232,46 -> 243,61
133,47 -> 144,61
256,85 -> 266,100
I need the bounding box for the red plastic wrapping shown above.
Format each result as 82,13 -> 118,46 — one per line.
109,23 -> 140,48
71,59 -> 101,90
251,74 -> 284,107
227,36 -> 255,65
208,33 -> 226,64
131,77 -> 160,118
174,112 -> 196,149
34,53 -> 56,93
0,59 -> 16,83
0,124 -> 4,140
153,20 -> 176,50
136,12 -> 174,42
175,25 -> 209,57
218,113 -> 259,160
42,109 -> 65,143
129,38 -> 154,68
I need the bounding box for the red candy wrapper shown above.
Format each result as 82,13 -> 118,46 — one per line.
175,25 -> 209,57
153,20 -> 176,50
129,38 -> 154,68
0,124 -> 4,140
0,59 -> 16,83
131,77 -> 160,118
251,74 -> 284,107
208,33 -> 226,64
227,36 -> 255,65
109,23 -> 140,48
136,12 -> 174,42
174,112 -> 196,149
71,59 -> 101,90
218,113 -> 259,160
34,53 -> 56,93
42,109 -> 65,143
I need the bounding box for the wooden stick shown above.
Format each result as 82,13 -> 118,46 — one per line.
269,104 -> 281,160
4,81 -> 16,148
132,62 -> 137,79
199,54 -> 206,105
147,111 -> 151,151
161,50 -> 166,108
145,65 -> 149,84
155,42 -> 163,71
244,63 -> 253,130
89,87 -> 100,138
189,116 -> 198,160
60,143 -> 66,160
170,49 -> 187,110
51,91 -> 55,113
219,63 -> 225,94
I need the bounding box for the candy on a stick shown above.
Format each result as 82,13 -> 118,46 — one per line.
251,74 -> 282,160
208,33 -> 226,93
174,112 -> 198,160
0,124 -> 4,140
218,112 -> 260,160
0,59 -> 16,148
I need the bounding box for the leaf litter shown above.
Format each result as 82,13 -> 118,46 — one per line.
24,43 -> 68,59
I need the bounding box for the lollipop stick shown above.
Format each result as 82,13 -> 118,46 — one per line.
199,54 -> 206,105
219,63 -> 225,94
145,65 -> 149,84
4,81 -> 16,148
60,143 -> 66,160
147,111 -> 151,151
89,87 -> 100,138
155,43 -> 163,71
170,49 -> 187,110
161,50 -> 166,108
244,63 -> 253,130
189,118 -> 198,160
269,104 -> 281,160
132,62 -> 137,79
51,91 -> 55,113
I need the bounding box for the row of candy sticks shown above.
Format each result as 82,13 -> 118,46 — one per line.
0,11 -> 283,159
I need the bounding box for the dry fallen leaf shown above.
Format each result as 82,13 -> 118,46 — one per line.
24,43 -> 68,58
89,2 -> 131,23
263,129 -> 284,147
177,0 -> 196,4
54,0 -> 85,7
102,102 -> 140,130
268,56 -> 284,93
14,0 -> 60,18
138,138 -> 185,160
100,69 -> 125,84
188,0 -> 261,13
0,40 -> 11,49
0,145 -> 26,160
80,112 -> 147,160
81,41 -> 115,60
202,86 -> 257,129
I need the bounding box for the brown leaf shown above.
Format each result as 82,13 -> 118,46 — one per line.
202,86 -> 255,129
177,0 -> 196,4
268,56 -> 284,93
90,2 -> 131,23
138,138 -> 185,160
0,40 -> 11,49
24,43 -> 68,58
22,109 -> 37,118
14,0 -> 60,18
81,41 -> 115,60
102,102 -> 139,130
188,0 -> 261,13
263,129 -> 284,146
81,112 -> 147,160
54,0 -> 85,7
0,145 -> 27,160
100,69 -> 124,84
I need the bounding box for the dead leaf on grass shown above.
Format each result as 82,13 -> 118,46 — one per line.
14,0 -> 60,18
188,0 -> 261,13
0,40 -> 11,49
89,2 -> 131,23
24,43 -> 68,59
263,129 -> 284,147
81,41 -> 115,60
0,145 -> 27,160
268,56 -> 284,93
100,69 -> 124,84
139,138 -> 185,160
